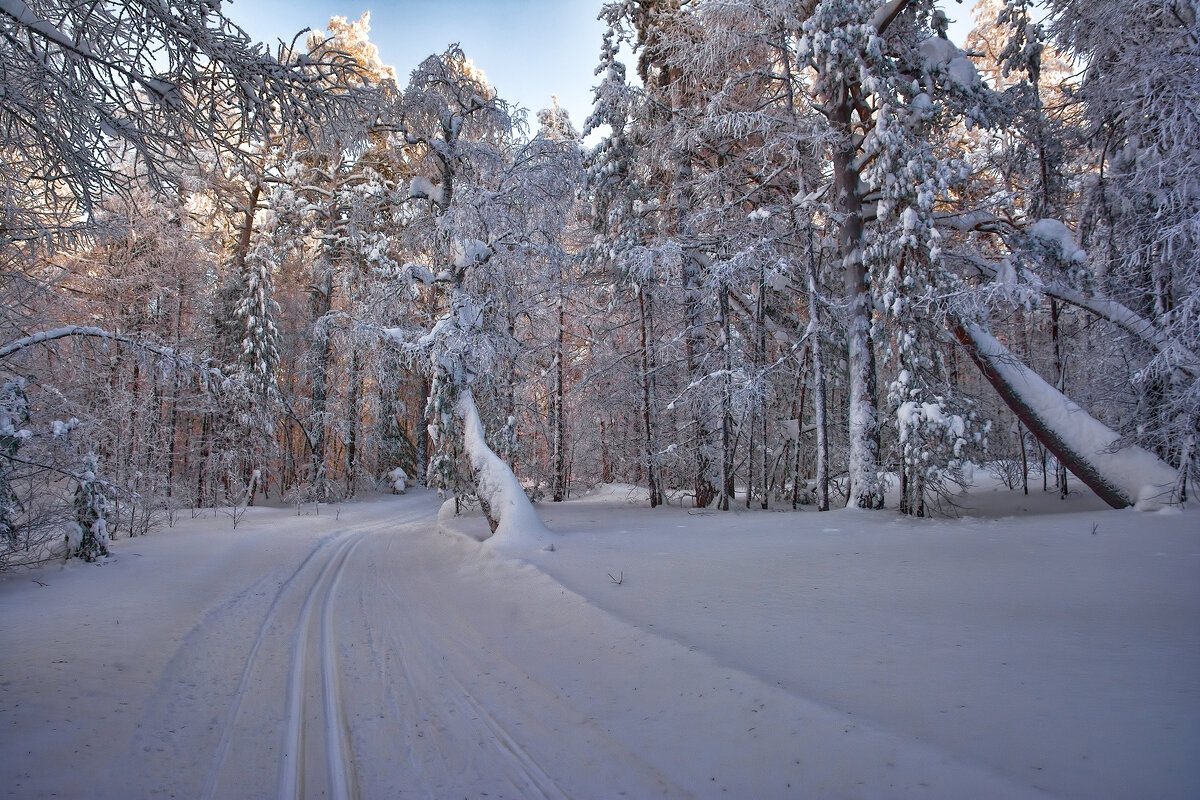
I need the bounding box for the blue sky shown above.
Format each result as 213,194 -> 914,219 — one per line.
224,0 -> 979,140
224,0 -> 607,136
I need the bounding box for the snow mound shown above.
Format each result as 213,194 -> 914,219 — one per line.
456,390 -> 552,550
919,36 -> 981,91
409,176 -> 444,204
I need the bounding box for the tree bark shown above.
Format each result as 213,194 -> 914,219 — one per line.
807,262 -> 831,511
718,283 -> 734,510
833,80 -> 881,509
552,293 -> 567,502
639,288 -> 663,507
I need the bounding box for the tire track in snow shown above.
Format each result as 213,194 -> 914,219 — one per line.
278,531 -> 366,800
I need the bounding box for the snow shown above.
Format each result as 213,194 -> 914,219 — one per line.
450,238 -> 490,270
917,35 -> 982,92
965,323 -> 1181,508
1030,218 -> 1086,263
408,175 -> 444,205
918,36 -> 956,68
456,388 -> 552,549
386,466 -> 407,493
946,56 -> 981,90
1,486 -> 1197,798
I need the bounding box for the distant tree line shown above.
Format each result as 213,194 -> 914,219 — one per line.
1,0 -> 1194,566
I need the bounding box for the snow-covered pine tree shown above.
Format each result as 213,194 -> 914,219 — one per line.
585,18 -> 667,507
858,6 -> 999,515
800,0 -> 998,509
0,379 -> 30,544
69,453 -> 109,562
801,0 -> 893,509
235,216 -> 282,403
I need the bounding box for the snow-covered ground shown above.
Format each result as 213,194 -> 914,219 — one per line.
1,479 -> 1197,798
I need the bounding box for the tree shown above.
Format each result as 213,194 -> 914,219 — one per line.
941,0 -> 1194,507
585,18 -> 667,506
389,46 -> 552,542
0,0 -> 369,563
0,0 -> 363,247
799,0 -> 997,510
1044,0 -> 1199,499
69,453 -> 109,562
531,99 -> 586,502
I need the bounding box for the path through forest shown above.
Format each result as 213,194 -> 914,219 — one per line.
4,490 -> 1194,798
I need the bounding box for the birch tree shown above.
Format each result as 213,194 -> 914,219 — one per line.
388,47 -> 553,542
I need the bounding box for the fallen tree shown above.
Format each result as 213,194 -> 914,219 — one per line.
953,320 -> 1180,509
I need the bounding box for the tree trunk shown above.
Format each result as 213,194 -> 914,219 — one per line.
552,294 -> 567,502
638,289 -> 663,508
808,254 -> 830,511
718,283 -> 735,510
833,82 -> 882,509
1050,299 -> 1069,497
953,320 -> 1178,509
790,354 -> 808,511
456,389 -> 549,545
756,270 -> 769,509
345,347 -> 362,497
600,418 -> 612,484
309,266 -> 333,499
416,374 -> 430,486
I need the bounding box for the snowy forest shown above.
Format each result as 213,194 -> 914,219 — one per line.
1,0 -> 1197,568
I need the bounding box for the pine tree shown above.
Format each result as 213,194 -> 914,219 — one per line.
70,454 -> 110,562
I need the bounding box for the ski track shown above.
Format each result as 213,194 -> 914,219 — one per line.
197,510 -> 413,800
277,530 -> 364,800
9,491 -> 1123,798
197,534 -> 330,800
440,648 -> 568,800
368,553 -> 570,800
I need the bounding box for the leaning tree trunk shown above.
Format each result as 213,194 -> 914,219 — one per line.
953,321 -> 1179,509
456,389 -> 550,546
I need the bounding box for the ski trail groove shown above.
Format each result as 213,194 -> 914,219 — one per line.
197,539 -> 333,800
416,599 -> 570,800
321,534 -> 360,800
446,667 -> 568,800
199,512 -> 402,800
372,565 -> 445,786
278,531 -> 366,800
